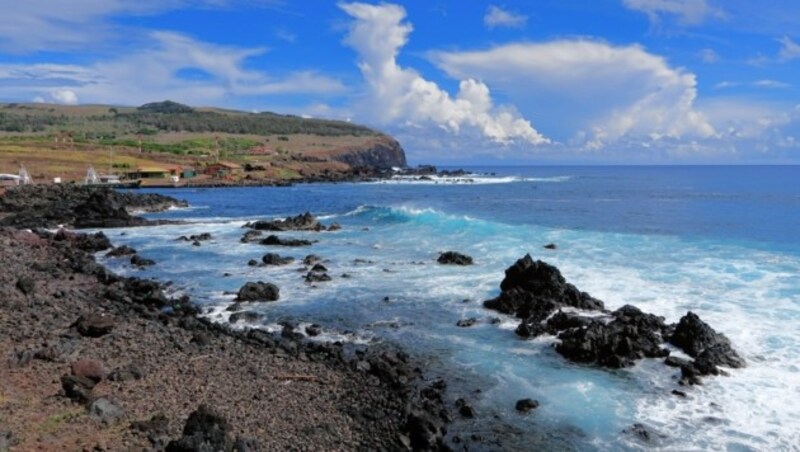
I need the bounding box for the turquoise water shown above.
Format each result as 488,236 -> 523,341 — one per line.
99,166 -> 800,450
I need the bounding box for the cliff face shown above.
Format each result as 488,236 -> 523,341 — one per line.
332,136 -> 407,169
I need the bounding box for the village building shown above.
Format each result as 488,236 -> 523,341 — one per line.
204,161 -> 243,178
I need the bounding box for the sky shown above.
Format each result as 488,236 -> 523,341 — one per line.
0,1 -> 799,164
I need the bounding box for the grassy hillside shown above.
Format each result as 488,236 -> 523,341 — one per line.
0,101 -> 404,184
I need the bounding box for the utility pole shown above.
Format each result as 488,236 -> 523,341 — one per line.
214,134 -> 220,163
137,133 -> 143,154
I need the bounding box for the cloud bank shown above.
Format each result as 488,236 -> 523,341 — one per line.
339,2 -> 548,146
432,40 -> 716,148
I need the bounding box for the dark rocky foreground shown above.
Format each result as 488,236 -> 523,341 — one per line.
0,227 -> 449,450
0,183 -> 187,229
0,186 -> 451,450
484,254 -> 745,385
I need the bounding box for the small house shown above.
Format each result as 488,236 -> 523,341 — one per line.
181,167 -> 197,179
204,161 -> 243,178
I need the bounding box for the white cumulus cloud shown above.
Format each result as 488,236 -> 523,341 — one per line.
50,89 -> 79,105
484,5 -> 528,29
432,40 -> 716,148
339,2 -> 547,145
622,0 -> 721,25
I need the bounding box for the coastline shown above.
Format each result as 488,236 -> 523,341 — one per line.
0,186 -> 449,451
0,174 -> 763,450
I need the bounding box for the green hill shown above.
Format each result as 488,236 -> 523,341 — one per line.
0,101 -> 406,184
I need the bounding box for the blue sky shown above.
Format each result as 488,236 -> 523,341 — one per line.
0,0 -> 798,164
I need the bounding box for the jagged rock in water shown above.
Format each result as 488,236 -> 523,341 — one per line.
235,282 -> 280,302
515,398 -> 539,413
554,305 -> 671,368
437,251 -> 474,265
106,245 -> 137,257
259,235 -> 314,247
668,311 -> 745,383
229,311 -> 264,324
261,253 -> 294,266
245,212 -> 325,232
484,255 -> 603,325
131,254 -> 155,268
484,256 -> 743,384
240,230 -> 263,243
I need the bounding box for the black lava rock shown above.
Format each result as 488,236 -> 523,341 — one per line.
261,253 -> 294,266
235,282 -> 280,302
515,398 -> 539,413
260,235 -> 314,247
437,251 -> 474,265
166,405 -> 233,452
74,313 -> 115,337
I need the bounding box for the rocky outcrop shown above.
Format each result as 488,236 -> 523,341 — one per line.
484,255 -> 744,384
554,305 -> 671,368
484,254 -> 604,325
332,136 -> 407,169
165,405 -> 236,452
261,253 -> 294,266
515,398 -> 539,413
437,251 -> 474,266
0,184 -> 186,229
106,245 -> 137,257
245,212 -> 325,232
305,263 -> 332,283
260,235 -> 315,247
668,312 -> 746,384
235,282 -> 280,302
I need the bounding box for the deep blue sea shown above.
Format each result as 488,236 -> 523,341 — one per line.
99,166 -> 800,451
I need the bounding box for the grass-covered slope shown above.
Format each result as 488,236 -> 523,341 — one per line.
0,101 -> 406,184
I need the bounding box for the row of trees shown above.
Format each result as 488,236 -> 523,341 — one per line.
0,101 -> 378,137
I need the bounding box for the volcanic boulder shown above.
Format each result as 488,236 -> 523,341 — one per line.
245,212 -> 325,232
437,251 -> 474,266
166,405 -> 233,452
235,282 -> 280,302
484,254 -> 604,325
260,235 -> 314,247
554,305 -> 671,368
262,253 -> 294,266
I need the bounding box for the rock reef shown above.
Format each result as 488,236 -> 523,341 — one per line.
0,184 -> 186,229
484,254 -> 745,384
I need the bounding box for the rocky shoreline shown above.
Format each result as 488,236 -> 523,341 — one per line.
0,189 -> 449,451
0,184 -> 188,229
1,183 -> 749,450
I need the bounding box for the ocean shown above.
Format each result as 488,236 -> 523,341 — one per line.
99,166 -> 800,451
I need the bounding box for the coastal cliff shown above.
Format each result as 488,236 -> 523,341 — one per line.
331,136 -> 407,169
